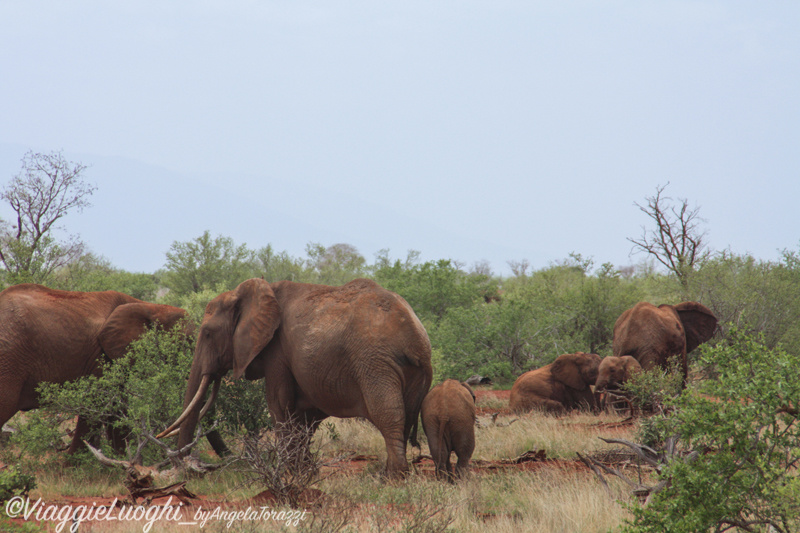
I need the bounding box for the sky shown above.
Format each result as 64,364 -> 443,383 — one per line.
1,1 -> 798,276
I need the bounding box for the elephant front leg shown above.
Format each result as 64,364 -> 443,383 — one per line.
67,415 -> 99,454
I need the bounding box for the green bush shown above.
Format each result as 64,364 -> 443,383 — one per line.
18,324 -> 195,463
623,362 -> 683,415
214,377 -> 273,438
624,329 -> 800,533
0,467 -> 36,505
15,322 -> 274,465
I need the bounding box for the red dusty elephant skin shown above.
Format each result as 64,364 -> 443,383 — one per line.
0,283 -> 191,453
161,278 -> 432,477
421,379 -> 476,482
612,301 -> 717,383
509,352 -> 601,414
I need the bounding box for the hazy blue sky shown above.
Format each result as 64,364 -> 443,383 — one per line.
1,1 -> 798,275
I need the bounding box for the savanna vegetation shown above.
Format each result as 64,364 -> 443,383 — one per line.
1,152 -> 799,531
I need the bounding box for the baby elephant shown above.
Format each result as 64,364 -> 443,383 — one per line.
421,379 -> 477,482
595,355 -> 643,393
509,352 -> 602,414
595,355 -> 643,413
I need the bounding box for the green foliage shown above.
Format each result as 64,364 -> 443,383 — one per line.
23,324 -> 195,462
622,362 -> 683,414
4,410 -> 70,465
213,377 -> 273,438
161,230 -> 256,297
169,287 -> 221,325
0,466 -> 36,504
372,253 -> 491,324
433,295 -> 541,382
253,244 -> 307,282
687,251 -> 800,354
430,257 -> 642,384
304,242 -> 366,285
624,330 -> 800,533
48,253 -> 160,299
515,256 -> 642,355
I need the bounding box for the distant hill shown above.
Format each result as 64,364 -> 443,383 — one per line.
0,144 -> 517,274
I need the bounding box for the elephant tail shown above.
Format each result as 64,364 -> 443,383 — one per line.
409,417 -> 421,449
404,366 -> 432,449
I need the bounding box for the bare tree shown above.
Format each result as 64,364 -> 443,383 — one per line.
0,151 -> 96,284
628,184 -> 709,287
508,258 -> 530,278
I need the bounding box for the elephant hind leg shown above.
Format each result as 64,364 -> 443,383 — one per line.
535,399 -> 567,415
363,387 -> 409,477
432,447 -> 453,482
452,434 -> 474,480
454,454 -> 470,480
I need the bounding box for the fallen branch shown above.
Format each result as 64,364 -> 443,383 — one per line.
144,428 -> 227,474
578,435 -> 684,504
83,441 -> 198,505
597,437 -> 663,469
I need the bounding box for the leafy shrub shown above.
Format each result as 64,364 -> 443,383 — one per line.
18,324 -> 195,463
15,321 -> 274,465
622,362 -> 683,415
213,377 -> 273,438
623,330 -> 800,533
0,466 -> 36,504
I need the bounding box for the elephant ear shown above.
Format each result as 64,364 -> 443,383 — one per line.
460,382 -> 477,403
98,303 -> 187,360
231,278 -> 282,380
674,301 -> 718,354
621,356 -> 642,376
551,354 -> 587,390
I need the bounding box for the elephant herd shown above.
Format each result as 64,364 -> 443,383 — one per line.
0,280 -> 717,482
508,301 -> 718,415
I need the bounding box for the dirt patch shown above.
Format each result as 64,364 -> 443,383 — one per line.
474,388 -> 511,416
475,389 -> 510,402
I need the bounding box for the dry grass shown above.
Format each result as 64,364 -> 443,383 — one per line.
5,405 -> 642,532
473,410 -> 635,459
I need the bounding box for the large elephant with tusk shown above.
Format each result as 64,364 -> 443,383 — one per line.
160,278 -> 433,477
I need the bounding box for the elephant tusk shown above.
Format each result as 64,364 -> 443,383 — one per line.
160,378 -> 220,439
197,377 -> 221,422
157,374 -> 211,438
161,427 -> 180,439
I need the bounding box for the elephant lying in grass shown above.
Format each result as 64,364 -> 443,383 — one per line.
509,352 -> 601,414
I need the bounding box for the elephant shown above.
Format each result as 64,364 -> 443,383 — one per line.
509,352 -> 601,414
595,355 -> 643,393
0,283 -> 214,455
420,379 -> 476,482
159,278 -> 433,477
595,355 -> 644,414
612,301 -> 717,383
